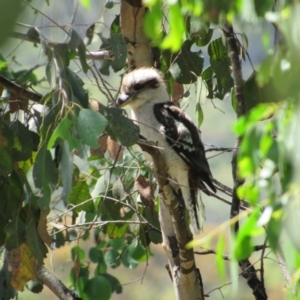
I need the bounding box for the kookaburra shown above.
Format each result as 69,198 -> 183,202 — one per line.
117,68 -> 216,234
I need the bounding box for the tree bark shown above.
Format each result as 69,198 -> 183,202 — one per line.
223,21 -> 268,300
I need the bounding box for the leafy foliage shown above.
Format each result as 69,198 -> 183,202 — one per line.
1,0 -> 300,300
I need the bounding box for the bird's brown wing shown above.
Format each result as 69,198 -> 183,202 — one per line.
153,102 -> 216,193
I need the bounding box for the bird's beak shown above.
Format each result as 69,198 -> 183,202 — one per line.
116,91 -> 140,108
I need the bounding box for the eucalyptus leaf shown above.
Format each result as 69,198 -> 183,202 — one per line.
104,107 -> 139,147
169,39 -> 203,84
77,109 -> 108,148
208,37 -> 233,99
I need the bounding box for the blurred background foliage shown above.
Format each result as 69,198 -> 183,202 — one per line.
0,0 -> 300,299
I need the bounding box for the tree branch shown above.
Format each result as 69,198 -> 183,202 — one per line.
137,140 -> 203,300
0,75 -> 42,103
223,21 -> 268,300
35,265 -> 81,300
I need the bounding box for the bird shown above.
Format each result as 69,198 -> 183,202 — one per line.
116,68 -> 216,234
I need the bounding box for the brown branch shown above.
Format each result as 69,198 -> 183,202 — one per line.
223,22 -> 268,300
35,265 -> 81,300
0,75 -> 42,103
137,140 -> 204,299
205,147 -> 234,153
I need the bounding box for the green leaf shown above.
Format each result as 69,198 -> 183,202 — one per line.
0,217 -> 8,246
58,141 -> 74,204
4,217 -> 26,250
243,73 -> 282,113
105,1 -> 114,9
106,222 -> 128,239
97,16 -> 126,74
109,237 -> 124,251
201,66 -> 214,99
110,16 -> 127,72
0,0 -> 22,46
196,103 -> 204,127
161,3 -> 185,51
143,1 -> 163,45
89,247 -> 104,263
52,44 -> 70,68
40,102 -> 61,142
121,244 -> 138,269
188,17 -> 213,47
69,265 -> 89,289
104,249 -> 121,268
169,39 -> 203,84
104,107 -> 140,147
232,116 -> 247,136
65,68 -> 89,108
1,171 -> 24,219
144,207 -> 162,244
32,143 -> 58,210
13,70 -> 38,85
68,30 -> 89,73
79,0 -> 90,9
83,276 -> 112,300
259,123 -> 274,158
77,109 -> 108,148
208,37 -> 233,99
52,229 -> 65,248
101,274 -> 122,294
0,121 -> 14,176
266,213 -> 281,251
128,240 -> 149,262
254,0 -> 273,17
26,218 -> 48,264
234,208 -> 262,260
68,179 -> 94,217
95,261 -> 107,275
47,117 -> 80,150
71,246 -> 85,261
237,182 -> 259,205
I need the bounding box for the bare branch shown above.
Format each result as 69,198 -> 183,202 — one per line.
223,21 -> 268,300
0,74 -> 42,103
35,265 -> 81,300
205,147 -> 234,153
195,245 -> 268,261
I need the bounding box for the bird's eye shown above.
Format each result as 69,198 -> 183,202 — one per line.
133,79 -> 159,91
133,83 -> 145,91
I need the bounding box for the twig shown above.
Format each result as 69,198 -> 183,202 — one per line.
10,32 -> 114,60
195,245 -> 268,261
213,178 -> 233,196
205,147 -> 234,153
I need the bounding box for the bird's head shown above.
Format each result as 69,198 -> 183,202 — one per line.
116,68 -> 169,110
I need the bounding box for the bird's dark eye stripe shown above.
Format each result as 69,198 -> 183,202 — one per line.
133,78 -> 159,90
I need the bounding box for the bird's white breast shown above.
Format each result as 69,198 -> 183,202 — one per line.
131,102 -> 188,181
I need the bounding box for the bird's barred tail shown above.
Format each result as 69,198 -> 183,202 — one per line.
182,185 -> 202,235
188,206 -> 200,235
